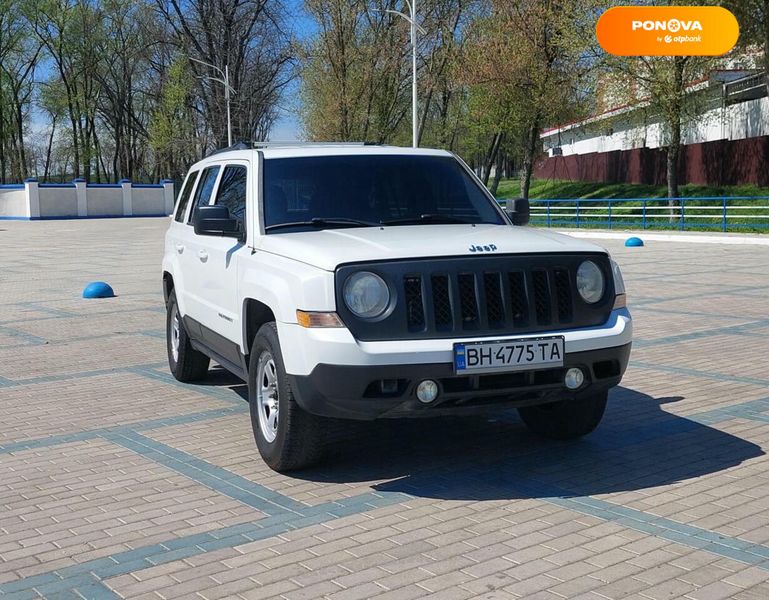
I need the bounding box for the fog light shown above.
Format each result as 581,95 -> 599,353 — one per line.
416,380 -> 439,403
564,368 -> 585,390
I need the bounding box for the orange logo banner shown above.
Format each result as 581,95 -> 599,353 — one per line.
596,6 -> 739,56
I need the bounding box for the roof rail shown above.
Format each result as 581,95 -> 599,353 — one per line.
204,140 -> 383,158
250,141 -> 381,147
204,141 -> 252,157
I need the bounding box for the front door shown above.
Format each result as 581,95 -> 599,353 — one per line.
191,161 -> 250,368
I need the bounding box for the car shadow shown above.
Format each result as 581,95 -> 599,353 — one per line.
290,386 -> 764,501
197,366 -> 249,401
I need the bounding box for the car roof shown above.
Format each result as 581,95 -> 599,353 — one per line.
187,144 -> 454,171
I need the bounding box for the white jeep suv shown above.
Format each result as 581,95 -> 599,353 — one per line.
162,144 -> 632,471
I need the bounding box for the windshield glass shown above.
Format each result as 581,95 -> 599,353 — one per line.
262,154 -> 505,232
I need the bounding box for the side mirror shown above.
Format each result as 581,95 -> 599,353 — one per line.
505,198 -> 530,226
194,205 -> 243,239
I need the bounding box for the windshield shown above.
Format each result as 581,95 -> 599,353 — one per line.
262,154 -> 505,232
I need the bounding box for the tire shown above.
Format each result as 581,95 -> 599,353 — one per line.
166,290 -> 210,382
518,391 -> 607,440
249,322 -> 326,471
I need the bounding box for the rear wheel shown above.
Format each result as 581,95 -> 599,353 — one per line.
249,322 -> 326,471
518,391 -> 607,440
166,291 -> 210,382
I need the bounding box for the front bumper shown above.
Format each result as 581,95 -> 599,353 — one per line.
278,308 -> 632,375
289,343 -> 632,420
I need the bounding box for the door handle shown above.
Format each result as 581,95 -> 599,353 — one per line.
198,250 -> 209,262
175,243 -> 184,254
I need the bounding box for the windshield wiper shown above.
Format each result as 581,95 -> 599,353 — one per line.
265,217 -> 382,231
381,214 -> 475,226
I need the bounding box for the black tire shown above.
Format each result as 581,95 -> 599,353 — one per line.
166,290 -> 210,382
518,391 -> 608,440
248,322 -> 325,471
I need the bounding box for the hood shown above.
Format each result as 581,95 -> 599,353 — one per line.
257,224 -> 606,271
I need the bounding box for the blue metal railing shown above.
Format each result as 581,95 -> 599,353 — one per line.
501,197 -> 769,232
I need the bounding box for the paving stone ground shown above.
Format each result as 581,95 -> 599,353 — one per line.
1,218 -> 769,600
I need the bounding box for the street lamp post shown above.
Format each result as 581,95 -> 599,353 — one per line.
379,0 -> 426,148
189,57 -> 236,147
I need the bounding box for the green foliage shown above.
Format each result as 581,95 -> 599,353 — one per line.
149,58 -> 196,177
496,178 -> 769,200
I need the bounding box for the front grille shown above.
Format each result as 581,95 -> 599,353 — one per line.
335,254 -> 613,341
408,268 -> 573,333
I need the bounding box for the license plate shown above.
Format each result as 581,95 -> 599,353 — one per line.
453,336 -> 564,374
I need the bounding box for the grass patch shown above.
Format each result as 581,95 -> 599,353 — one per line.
495,178 -> 769,200
493,179 -> 769,233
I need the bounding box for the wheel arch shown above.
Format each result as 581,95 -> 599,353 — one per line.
242,298 -> 277,365
162,271 -> 174,306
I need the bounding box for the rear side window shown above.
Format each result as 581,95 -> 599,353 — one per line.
214,166 -> 247,223
174,170 -> 198,223
188,165 -> 220,224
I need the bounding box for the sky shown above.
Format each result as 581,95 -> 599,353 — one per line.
268,0 -> 318,141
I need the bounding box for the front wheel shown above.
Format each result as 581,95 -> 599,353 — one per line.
518,391 -> 607,440
249,322 -> 325,471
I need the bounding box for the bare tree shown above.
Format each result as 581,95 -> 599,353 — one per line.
155,0 -> 294,148
0,0 -> 41,181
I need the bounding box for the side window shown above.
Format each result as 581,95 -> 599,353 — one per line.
174,170 -> 199,223
214,165 -> 247,223
188,165 -> 221,224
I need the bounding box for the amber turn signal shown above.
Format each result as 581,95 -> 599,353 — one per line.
613,294 -> 627,310
296,310 -> 344,328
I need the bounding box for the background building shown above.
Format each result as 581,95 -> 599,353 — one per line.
536,70 -> 769,186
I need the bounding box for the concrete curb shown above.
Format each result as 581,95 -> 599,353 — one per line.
557,230 -> 769,246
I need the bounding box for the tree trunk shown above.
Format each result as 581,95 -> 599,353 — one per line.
489,139 -> 505,197
765,0 -> 769,96
12,86 -> 28,180
44,115 -> 57,181
519,120 -> 540,201
666,57 -> 686,221
482,132 -> 502,186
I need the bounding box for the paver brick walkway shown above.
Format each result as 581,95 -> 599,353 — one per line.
1,218 -> 769,599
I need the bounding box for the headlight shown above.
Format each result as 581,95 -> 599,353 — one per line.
576,260 -> 605,304
343,272 -> 390,318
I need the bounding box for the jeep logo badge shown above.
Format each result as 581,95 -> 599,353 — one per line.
469,244 -> 498,253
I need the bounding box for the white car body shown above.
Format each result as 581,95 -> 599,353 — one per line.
163,144 -> 631,422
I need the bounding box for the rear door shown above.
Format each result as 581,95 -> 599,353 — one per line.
165,169 -> 200,315
177,164 -> 221,325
